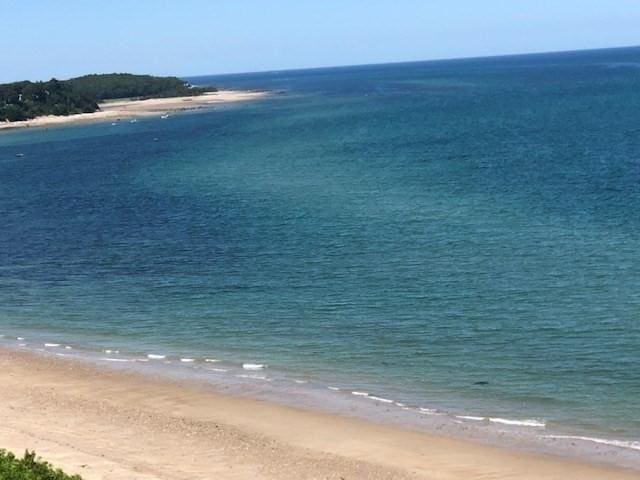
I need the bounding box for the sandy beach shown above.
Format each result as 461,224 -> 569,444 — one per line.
0,90 -> 268,131
0,349 -> 637,480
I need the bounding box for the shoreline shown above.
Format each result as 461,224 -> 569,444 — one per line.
1,347 -> 637,480
0,90 -> 268,131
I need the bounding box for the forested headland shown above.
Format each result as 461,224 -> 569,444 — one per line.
0,73 -> 215,122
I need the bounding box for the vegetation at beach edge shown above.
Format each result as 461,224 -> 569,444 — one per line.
0,450 -> 82,480
0,73 -> 216,122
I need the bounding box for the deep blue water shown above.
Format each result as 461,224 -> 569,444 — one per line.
1,47 -> 640,450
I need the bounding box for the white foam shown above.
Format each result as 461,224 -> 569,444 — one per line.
104,349 -> 120,354
136,358 -> 149,362
17,337 -> 25,340
18,343 -> 26,347
456,415 -> 486,421
293,379 -> 308,384
204,358 -> 219,363
351,391 -> 369,397
369,396 -> 394,404
489,417 -> 545,428
180,358 -> 195,363
44,343 -> 60,347
242,363 -> 265,370
395,402 -> 406,407
543,435 -> 640,451
419,407 -> 438,415
209,368 -> 228,372
236,374 -> 270,381
64,346 -> 72,350
147,354 -> 166,360
327,386 -> 340,391
100,358 -> 131,363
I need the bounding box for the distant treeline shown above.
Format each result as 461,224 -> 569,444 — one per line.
0,73 -> 216,122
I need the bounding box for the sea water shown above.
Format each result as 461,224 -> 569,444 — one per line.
1,47 -> 640,466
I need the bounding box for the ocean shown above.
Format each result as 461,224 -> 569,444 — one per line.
1,47 -> 640,465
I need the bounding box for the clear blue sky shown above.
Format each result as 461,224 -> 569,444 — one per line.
3,0 -> 640,83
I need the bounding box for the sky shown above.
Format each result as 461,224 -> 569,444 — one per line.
3,0 -> 640,83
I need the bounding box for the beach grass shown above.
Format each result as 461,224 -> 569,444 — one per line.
0,450 -> 81,480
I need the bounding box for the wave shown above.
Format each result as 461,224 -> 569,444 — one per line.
454,415 -> 545,427
489,418 -> 545,428
44,343 -> 60,347
419,407 -> 438,415
368,395 -> 394,404
242,363 -> 266,370
147,354 -> 166,360
180,358 -> 195,363
236,374 -> 270,381
544,435 -> 640,451
456,415 -> 485,421
351,391 -> 369,397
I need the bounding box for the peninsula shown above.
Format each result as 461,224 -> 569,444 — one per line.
0,73 -> 267,130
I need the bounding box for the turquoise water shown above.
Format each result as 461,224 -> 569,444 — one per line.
1,47 -> 640,457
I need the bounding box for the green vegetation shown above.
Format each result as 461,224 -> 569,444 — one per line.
0,79 -> 97,122
0,450 -> 81,480
67,73 -> 212,101
0,73 -> 216,122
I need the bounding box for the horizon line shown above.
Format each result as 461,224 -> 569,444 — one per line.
3,43 -> 639,84
181,43 -> 640,80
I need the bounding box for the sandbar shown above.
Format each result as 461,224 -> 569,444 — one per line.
0,90 -> 268,131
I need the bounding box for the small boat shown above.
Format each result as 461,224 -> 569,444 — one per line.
15,153 -> 24,158
160,114 -> 169,119
130,119 -> 138,123
111,122 -> 117,126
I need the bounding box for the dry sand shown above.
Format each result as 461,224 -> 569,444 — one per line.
0,349 -> 637,480
0,91 -> 267,131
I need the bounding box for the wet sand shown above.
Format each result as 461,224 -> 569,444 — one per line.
0,348 -> 637,480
